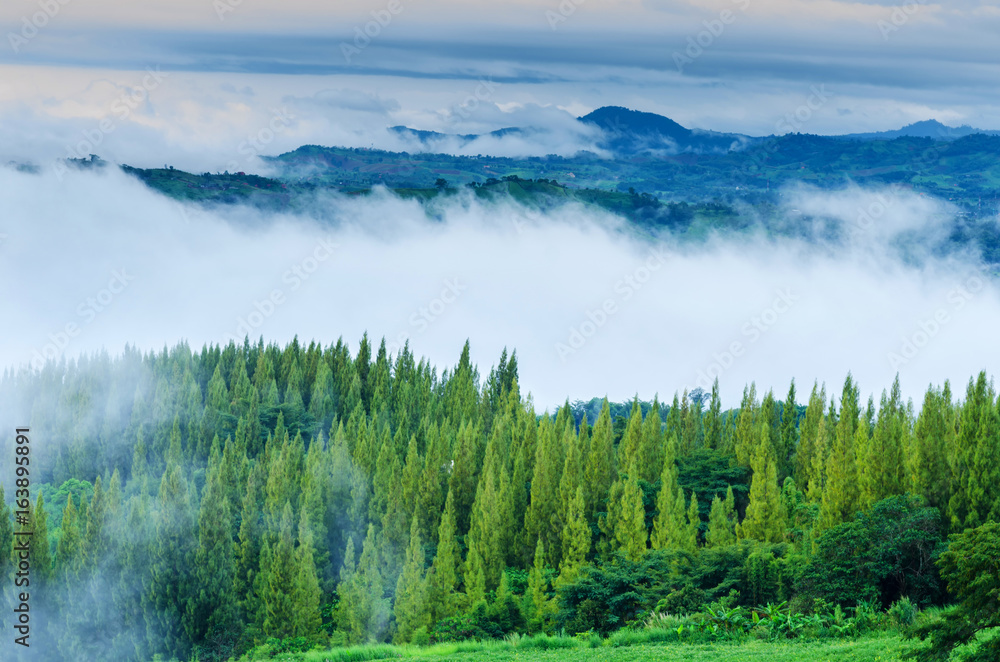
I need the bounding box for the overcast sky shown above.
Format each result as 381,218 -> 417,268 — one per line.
3,0 -> 1000,171
2,0 -> 999,408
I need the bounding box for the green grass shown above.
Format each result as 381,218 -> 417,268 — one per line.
238,634 -> 908,662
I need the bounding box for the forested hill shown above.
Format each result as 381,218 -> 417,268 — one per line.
1,336 -> 998,661
64,122 -> 1000,222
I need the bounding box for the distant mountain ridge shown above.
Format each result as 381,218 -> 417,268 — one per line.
387,106 -> 1000,157
577,106 -> 755,155
837,119 -> 1000,141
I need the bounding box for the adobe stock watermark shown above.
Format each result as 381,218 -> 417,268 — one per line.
385,278 -> 467,357
546,0 -> 586,30
887,271 -> 986,369
29,270 -> 135,369
214,0 -> 244,21
227,238 -> 339,342
8,0 -> 72,53
55,67 -> 170,178
555,247 -> 669,361
689,288 -> 799,391
878,0 -> 928,41
340,0 -> 406,63
510,207 -> 543,235
673,0 -> 751,74
224,108 -> 295,172
844,189 -> 902,240
734,84 -> 833,179
775,85 -> 832,134
445,77 -> 501,126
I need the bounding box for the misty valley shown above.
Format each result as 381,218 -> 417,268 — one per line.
4,54 -> 1000,662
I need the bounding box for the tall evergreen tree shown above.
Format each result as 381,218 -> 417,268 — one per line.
651,434 -> 686,551
427,489 -> 460,622
737,419 -> 786,543
703,379 -> 723,450
818,375 -> 860,531
705,486 -> 737,548
779,379 -> 798,480
394,517 -> 430,643
614,477 -> 647,562
557,486 -> 590,587
583,399 -> 616,525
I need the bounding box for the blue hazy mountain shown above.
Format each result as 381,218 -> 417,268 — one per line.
576,106 -> 755,155
837,119 -> 1000,141
389,107 -> 1000,156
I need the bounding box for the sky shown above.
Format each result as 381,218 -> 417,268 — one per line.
2,0 -> 999,408
2,0 -> 1000,171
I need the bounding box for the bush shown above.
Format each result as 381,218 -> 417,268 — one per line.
556,549 -> 694,635
655,584 -> 708,615
430,615 -> 488,643
264,637 -> 314,654
411,626 -> 430,647
797,494 -> 943,609
517,633 -> 577,650
889,597 -> 918,627
905,521 -> 1000,661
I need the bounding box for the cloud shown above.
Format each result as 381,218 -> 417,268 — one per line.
1,164 -> 996,410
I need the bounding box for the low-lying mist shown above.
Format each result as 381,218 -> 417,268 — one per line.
1,164 -> 996,408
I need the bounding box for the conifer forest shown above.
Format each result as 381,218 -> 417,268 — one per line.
2,336 -> 998,661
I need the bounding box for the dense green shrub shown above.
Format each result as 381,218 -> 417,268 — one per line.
797,495 -> 943,609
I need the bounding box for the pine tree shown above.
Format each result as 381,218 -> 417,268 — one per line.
555,418 -> 585,565
465,469 -> 503,597
859,377 -> 908,509
262,503 -> 298,638
583,399 -> 616,525
705,486 -> 737,548
807,398 -> 835,503
685,492 -> 701,551
427,489 -> 460,622
637,398 -> 663,483
56,494 -> 82,579
737,419 -> 786,543
779,380 -> 798,480
338,524 -> 390,643
292,509 -> 323,639
394,517 -> 430,643
32,494 -> 53,585
617,398 -> 644,479
680,390 -> 703,454
614,477 -> 647,561
448,420 -> 480,536
734,384 -> 758,467
557,486 -> 590,587
818,375 -> 860,531
416,421 -> 447,542
651,434 -> 686,550
185,464 -> 237,649
524,416 -> 561,565
909,385 -> 952,513
527,539 -> 554,626
795,383 -> 825,495
148,463 -> 196,659
703,379 -> 723,450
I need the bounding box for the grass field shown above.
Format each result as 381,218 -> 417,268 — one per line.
240,635 -> 909,662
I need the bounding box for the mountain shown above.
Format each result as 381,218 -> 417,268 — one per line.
389,125 -> 526,146
837,119 -> 1000,141
388,107 -> 1000,156
577,106 -> 755,155
388,106 -> 755,157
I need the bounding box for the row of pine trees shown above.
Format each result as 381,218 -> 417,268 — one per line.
1,335 -> 998,661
